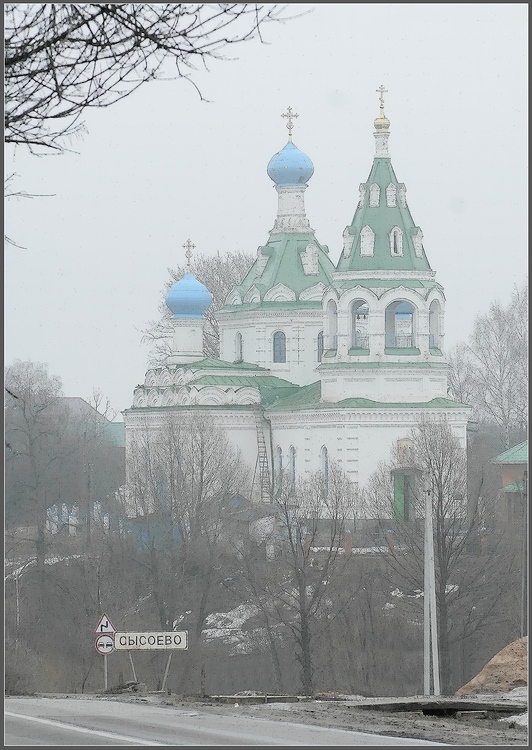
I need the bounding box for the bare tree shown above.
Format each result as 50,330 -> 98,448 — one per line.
5,360 -> 68,580
5,3 -> 294,153
363,418 -> 521,694
142,249 -> 253,362
447,282 -> 528,448
124,412 -> 251,640
233,461 -> 358,695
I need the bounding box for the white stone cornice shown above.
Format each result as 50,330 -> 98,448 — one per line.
333,269 -> 436,281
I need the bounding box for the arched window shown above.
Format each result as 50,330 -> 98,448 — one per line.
385,300 -> 415,348
276,446 -> 283,493
369,183 -> 380,207
317,331 -> 324,362
235,332 -> 243,362
273,331 -> 286,363
321,446 -> 329,495
390,227 -> 403,256
289,446 -> 296,490
326,300 -> 338,351
360,225 -> 375,256
351,300 -> 369,349
386,183 -> 397,207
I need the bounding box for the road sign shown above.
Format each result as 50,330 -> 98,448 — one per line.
94,613 -> 116,634
95,634 -> 115,655
114,631 -> 188,651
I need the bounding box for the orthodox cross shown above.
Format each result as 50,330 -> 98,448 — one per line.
281,106 -> 298,139
183,239 -> 195,272
376,84 -> 388,111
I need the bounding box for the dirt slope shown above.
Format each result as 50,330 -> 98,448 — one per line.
455,637 -> 528,696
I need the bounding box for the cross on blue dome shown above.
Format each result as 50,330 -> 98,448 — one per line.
267,106 -> 314,186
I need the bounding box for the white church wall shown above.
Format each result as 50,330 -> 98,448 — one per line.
219,308 -> 325,386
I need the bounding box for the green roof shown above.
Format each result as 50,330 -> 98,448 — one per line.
148,358 -> 268,373
501,480 -> 526,493
221,232 -> 335,310
336,156 -> 432,274
491,440 -> 528,465
267,381 -> 470,412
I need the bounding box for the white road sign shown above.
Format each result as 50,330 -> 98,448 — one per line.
95,634 -> 115,655
114,631 -> 188,651
94,613 -> 116,634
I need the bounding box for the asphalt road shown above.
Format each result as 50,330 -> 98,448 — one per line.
5,697 -> 447,746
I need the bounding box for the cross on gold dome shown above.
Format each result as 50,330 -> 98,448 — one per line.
281,106 -> 298,139
182,239 -> 195,272
376,84 -> 388,112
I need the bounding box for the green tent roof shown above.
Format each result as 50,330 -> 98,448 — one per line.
336,156 -> 432,274
221,232 -> 335,311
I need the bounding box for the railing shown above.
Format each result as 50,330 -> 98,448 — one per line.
351,333 -> 369,349
386,333 -> 414,348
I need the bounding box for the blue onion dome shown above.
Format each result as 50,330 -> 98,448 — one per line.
165,272 -> 212,318
267,141 -> 314,186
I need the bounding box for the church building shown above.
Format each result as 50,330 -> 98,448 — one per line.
124,89 -> 471,510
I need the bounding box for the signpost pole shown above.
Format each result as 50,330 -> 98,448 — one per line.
104,653 -> 108,691
161,653 -> 173,692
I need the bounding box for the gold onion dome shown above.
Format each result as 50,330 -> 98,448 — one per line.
374,111 -> 390,130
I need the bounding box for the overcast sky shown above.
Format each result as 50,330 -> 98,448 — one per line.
5,3 -> 528,418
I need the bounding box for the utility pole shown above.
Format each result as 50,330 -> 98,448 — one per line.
424,486 -> 440,695
521,470 -> 528,637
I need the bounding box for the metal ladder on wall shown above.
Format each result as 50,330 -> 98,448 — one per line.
252,403 -> 272,503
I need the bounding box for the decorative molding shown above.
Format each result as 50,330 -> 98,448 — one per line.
300,282 -> 326,301
300,243 -> 319,275
358,184 -> 366,207
244,285 -> 261,304
360,225 -> 375,256
342,227 -> 355,258
264,283 -> 297,302
333,269 -> 436,281
255,248 -> 269,277
369,183 -> 380,207
412,228 -> 424,258
386,183 -> 397,207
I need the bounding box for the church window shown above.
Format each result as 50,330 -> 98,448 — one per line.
386,183 -> 397,207
317,331 -> 324,362
273,331 -> 286,363
276,447 -> 283,493
358,184 -> 366,207
369,183 -> 380,207
360,225 -> 375,256
289,446 -> 296,491
351,301 -> 369,349
390,227 -> 403,256
398,185 -> 407,207
321,446 -> 329,495
235,332 -> 243,362
385,300 -> 415,348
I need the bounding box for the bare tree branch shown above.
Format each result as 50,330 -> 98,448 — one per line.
5,3 -> 296,153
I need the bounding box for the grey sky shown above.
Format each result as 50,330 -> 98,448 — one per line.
4,3 -> 528,417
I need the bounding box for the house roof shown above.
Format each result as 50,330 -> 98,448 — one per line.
490,440 -> 528,465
